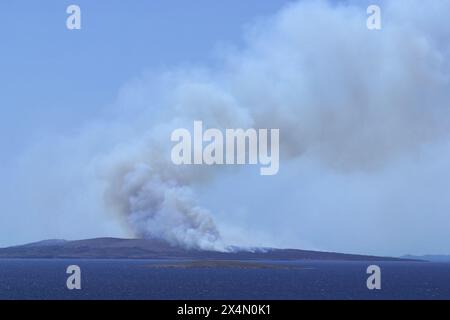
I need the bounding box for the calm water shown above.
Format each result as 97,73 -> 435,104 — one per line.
0,259 -> 449,300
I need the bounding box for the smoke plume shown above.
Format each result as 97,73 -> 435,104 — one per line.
97,0 -> 450,250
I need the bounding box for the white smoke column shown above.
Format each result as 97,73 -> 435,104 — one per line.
101,125 -> 226,251
100,0 -> 450,250
108,163 -> 221,250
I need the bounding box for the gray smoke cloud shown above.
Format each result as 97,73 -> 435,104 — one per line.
97,0 -> 450,250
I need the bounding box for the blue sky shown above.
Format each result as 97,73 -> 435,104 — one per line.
0,0 -> 292,159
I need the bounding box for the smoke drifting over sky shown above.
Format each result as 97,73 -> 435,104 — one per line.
1,0 -> 450,255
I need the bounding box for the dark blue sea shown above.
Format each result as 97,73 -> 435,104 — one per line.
0,259 -> 449,300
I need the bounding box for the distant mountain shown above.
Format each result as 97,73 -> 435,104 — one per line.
0,238 -> 417,261
18,239 -> 69,247
402,255 -> 450,262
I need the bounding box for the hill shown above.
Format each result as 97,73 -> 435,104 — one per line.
0,237 -> 415,261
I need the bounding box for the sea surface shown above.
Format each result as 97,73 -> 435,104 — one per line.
0,259 -> 449,300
